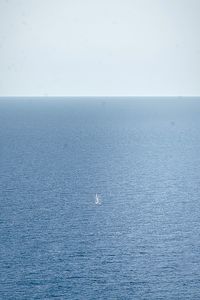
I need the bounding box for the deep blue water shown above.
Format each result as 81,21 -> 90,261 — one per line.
1,97 -> 200,299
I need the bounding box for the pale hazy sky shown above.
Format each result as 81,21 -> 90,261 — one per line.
0,0 -> 200,96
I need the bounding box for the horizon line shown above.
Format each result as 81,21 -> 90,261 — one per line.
0,95 -> 200,98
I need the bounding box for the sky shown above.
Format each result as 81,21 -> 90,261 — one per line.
0,0 -> 200,97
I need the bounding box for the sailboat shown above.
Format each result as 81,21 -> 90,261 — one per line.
95,194 -> 101,205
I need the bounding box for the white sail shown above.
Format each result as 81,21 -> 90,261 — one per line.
95,194 -> 101,205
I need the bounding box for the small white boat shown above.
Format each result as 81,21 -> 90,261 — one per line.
95,194 -> 101,205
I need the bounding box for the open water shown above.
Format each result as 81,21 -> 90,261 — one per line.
0,98 -> 200,299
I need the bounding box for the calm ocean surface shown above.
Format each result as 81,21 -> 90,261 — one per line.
1,97 -> 200,299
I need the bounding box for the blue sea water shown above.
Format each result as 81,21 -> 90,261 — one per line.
1,97 -> 200,299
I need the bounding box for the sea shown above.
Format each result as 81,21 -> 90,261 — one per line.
0,97 -> 200,299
